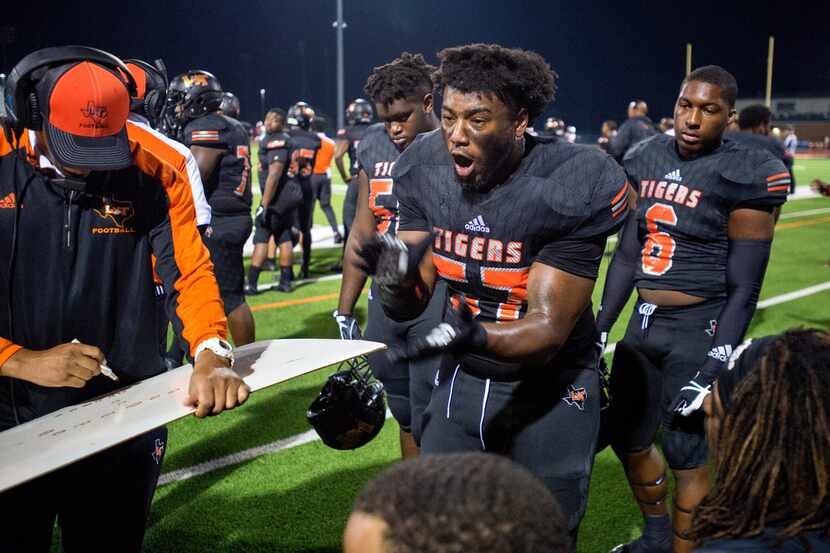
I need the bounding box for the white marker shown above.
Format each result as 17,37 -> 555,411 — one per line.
71,339 -> 118,381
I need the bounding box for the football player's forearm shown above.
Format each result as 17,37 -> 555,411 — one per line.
334,157 -> 349,182
481,310 -> 580,360
261,171 -> 279,207
596,214 -> 638,334
377,281 -> 430,322
338,234 -> 369,314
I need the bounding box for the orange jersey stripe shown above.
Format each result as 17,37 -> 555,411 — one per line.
767,185 -> 789,192
0,338 -> 22,368
766,172 -> 790,182
313,135 -> 336,174
611,180 -> 629,205
127,123 -> 228,353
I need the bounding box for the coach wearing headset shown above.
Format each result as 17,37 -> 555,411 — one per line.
0,46 -> 247,552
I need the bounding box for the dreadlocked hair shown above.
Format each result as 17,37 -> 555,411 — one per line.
352,452 -> 570,553
432,43 -> 557,121
363,52 -> 435,107
690,328 -> 830,547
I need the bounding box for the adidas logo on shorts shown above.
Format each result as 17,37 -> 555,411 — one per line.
464,215 -> 490,233
707,344 -> 733,362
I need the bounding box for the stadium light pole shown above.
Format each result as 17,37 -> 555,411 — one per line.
686,43 -> 692,76
765,36 -> 775,108
333,0 -> 347,130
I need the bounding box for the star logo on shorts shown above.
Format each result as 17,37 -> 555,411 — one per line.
562,385 -> 587,411
151,438 -> 165,465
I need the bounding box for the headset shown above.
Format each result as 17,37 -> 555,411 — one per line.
1,45 -> 137,134
124,58 -> 168,127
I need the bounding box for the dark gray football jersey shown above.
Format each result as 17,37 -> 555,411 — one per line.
356,123 -> 402,236
624,134 -> 789,299
394,129 -> 627,324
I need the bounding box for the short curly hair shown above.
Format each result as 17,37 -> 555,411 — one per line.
352,452 -> 570,553
432,43 -> 557,121
364,52 -> 435,107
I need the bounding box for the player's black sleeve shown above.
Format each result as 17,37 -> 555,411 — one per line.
536,153 -> 629,279
608,121 -> 632,162
391,146 -> 430,232
697,239 -> 772,382
595,210 -> 639,336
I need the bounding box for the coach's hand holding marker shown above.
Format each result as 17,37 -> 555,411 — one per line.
70,339 -> 117,381
0,340 -> 106,388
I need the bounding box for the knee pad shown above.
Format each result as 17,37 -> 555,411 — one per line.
662,427 -> 708,470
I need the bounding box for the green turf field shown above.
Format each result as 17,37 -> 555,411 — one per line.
64,158 -> 830,552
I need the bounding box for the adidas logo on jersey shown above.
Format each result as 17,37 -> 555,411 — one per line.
464,215 -> 490,233
664,169 -> 682,181
707,344 -> 733,363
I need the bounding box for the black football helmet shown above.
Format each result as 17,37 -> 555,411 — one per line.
219,92 -> 240,119
160,70 -> 223,137
287,101 -> 315,130
307,356 -> 386,450
124,58 -> 168,128
346,98 -> 373,125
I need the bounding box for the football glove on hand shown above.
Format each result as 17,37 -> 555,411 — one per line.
596,332 -> 611,411
672,371 -> 713,416
354,233 -> 434,286
333,310 -> 362,340
389,295 -> 487,362
255,205 -> 266,227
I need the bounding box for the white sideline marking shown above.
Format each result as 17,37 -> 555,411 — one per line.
160,281 -> 830,485
779,207 -> 830,220
159,410 -> 393,486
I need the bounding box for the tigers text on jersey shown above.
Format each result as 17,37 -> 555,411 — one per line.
337,123 -> 371,174
624,134 -> 788,298
356,123 -> 403,236
184,113 -> 252,216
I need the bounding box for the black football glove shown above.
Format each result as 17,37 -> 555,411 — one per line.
254,205 -> 267,228
332,310 -> 363,340
354,233 -> 434,287
389,295 -> 487,362
596,332 -> 612,412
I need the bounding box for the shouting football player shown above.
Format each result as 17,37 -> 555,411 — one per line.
335,52 -> 443,459
596,66 -> 789,553
164,71 -> 255,347
353,44 -> 629,547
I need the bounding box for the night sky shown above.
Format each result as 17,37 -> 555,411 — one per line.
3,0 -> 829,135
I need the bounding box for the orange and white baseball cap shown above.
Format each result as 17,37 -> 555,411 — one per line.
35,61 -> 131,170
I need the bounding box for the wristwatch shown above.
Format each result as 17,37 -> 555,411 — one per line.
194,338 -> 235,367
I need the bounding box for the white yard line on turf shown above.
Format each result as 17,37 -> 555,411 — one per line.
160,281 -> 830,485
159,411 -> 394,486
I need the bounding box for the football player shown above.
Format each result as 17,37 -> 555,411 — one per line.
336,98 -> 374,245
247,106 -> 313,293
286,101 -> 322,279
353,44 -> 628,547
596,66 -> 789,553
335,52 -> 443,458
167,70 -> 255,346
256,107 -> 288,271
311,117 -> 343,243
219,91 -> 253,137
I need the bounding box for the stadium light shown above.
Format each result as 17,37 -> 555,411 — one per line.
260,88 -> 266,119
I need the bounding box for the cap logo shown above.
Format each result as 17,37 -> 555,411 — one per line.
80,101 -> 108,129
182,74 -> 209,87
